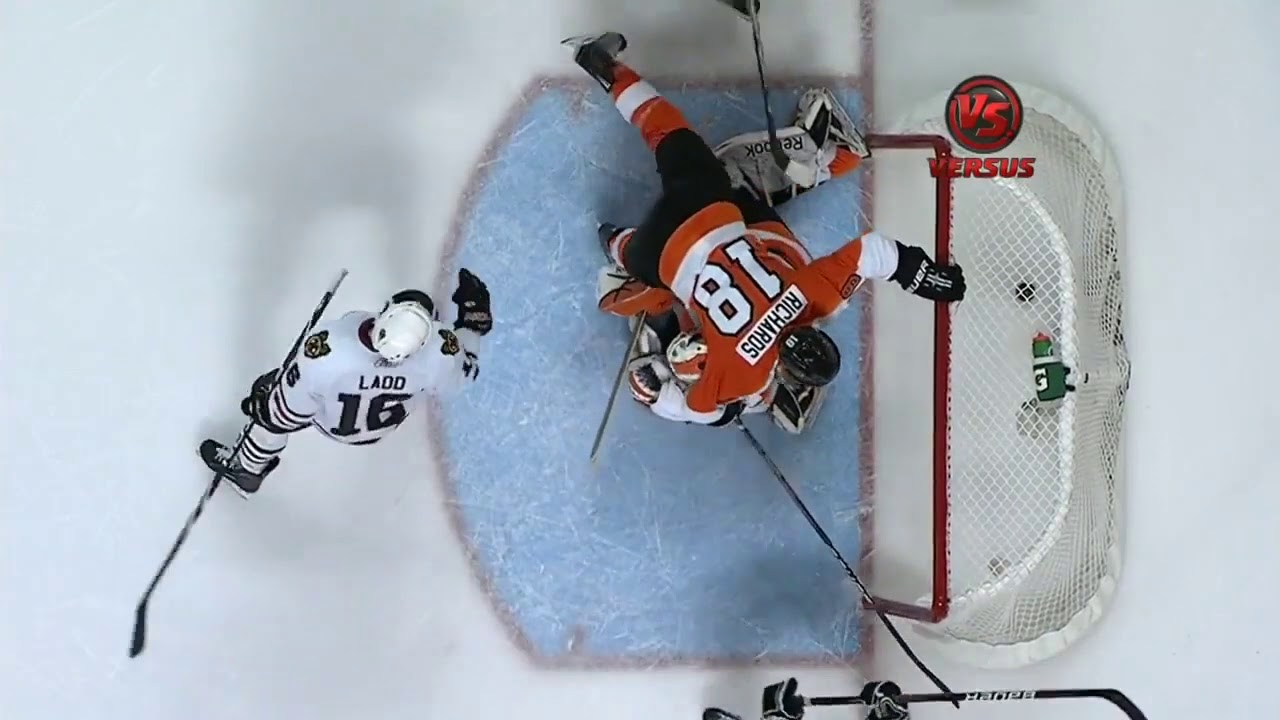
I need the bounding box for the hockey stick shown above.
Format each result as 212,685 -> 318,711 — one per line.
589,311 -> 648,464
807,688 -> 1148,720
128,269 -> 349,658
716,0 -> 819,188
734,419 -> 958,707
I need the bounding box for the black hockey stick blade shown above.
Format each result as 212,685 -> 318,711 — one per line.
128,268 -> 349,658
808,688 -> 1147,720
712,0 -> 760,21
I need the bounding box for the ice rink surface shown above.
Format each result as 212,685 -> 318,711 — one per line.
2,1 -> 1279,719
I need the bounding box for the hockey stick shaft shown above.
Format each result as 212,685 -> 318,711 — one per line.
807,688 -> 1148,719
738,1 -> 818,187
734,420 -> 958,706
589,311 -> 648,463
128,268 -> 349,658
745,2 -> 790,175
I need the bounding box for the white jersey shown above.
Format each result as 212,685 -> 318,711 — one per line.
263,310 -> 481,445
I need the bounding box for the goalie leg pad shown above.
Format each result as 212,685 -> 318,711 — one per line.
796,87 -> 869,160
769,381 -> 829,434
597,264 -> 677,317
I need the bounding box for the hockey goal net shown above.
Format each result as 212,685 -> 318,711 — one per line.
863,84 -> 1130,668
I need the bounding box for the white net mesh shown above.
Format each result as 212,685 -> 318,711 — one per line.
878,85 -> 1130,667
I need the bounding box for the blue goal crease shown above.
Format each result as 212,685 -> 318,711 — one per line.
440,84 -> 868,665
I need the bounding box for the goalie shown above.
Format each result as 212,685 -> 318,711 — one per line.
571,32 -> 965,433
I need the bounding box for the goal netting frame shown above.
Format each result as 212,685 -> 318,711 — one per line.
864,84 -> 1131,668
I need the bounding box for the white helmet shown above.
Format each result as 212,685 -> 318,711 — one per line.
666,331 -> 709,383
372,290 -> 435,364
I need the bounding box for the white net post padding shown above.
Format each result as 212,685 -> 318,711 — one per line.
874,84 -> 1131,668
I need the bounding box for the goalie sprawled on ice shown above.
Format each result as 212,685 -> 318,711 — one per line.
569,32 -> 966,434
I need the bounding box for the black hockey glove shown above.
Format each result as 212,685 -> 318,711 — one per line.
240,370 -> 276,420
890,242 -> 965,302
240,369 -> 306,434
452,267 -> 492,336
762,678 -> 805,720
859,681 -> 908,720
240,370 -> 286,433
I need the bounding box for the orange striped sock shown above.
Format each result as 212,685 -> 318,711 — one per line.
609,64 -> 691,151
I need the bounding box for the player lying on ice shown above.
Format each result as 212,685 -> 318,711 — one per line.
569,32 -> 965,434
708,677 -> 909,720
200,269 -> 492,497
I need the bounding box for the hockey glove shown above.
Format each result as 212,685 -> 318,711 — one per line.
452,268 -> 492,336
859,682 -> 908,720
763,678 -> 805,720
240,369 -> 275,419
240,370 -> 300,434
889,242 -> 966,302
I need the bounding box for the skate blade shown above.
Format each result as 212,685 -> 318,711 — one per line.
560,34 -> 596,48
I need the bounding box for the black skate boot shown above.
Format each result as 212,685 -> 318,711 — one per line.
561,32 -> 627,90
703,710 -> 744,720
199,438 -> 279,498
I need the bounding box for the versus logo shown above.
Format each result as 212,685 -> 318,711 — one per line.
930,75 -> 1035,179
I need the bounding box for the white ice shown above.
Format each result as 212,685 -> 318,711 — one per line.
2,1 -> 1278,718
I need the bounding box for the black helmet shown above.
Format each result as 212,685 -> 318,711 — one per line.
779,325 -> 841,386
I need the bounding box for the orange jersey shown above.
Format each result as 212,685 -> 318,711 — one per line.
657,206 -> 874,415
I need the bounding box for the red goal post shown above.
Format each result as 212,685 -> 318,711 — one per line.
862,84 -> 1130,668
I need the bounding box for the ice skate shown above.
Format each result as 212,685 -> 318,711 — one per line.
561,31 -> 627,90
198,438 -> 278,497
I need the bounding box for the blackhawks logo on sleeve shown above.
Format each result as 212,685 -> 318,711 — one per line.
304,330 -> 331,359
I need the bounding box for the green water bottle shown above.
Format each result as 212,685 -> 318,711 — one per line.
1031,332 -> 1073,403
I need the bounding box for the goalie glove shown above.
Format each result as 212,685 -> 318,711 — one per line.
889,242 -> 966,302
625,316 -> 673,405
627,353 -> 672,405
859,682 -> 909,720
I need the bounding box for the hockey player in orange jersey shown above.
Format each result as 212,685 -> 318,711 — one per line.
569,32 -> 965,431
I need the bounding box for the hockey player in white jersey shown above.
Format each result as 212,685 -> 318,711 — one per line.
201,268 -> 491,496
